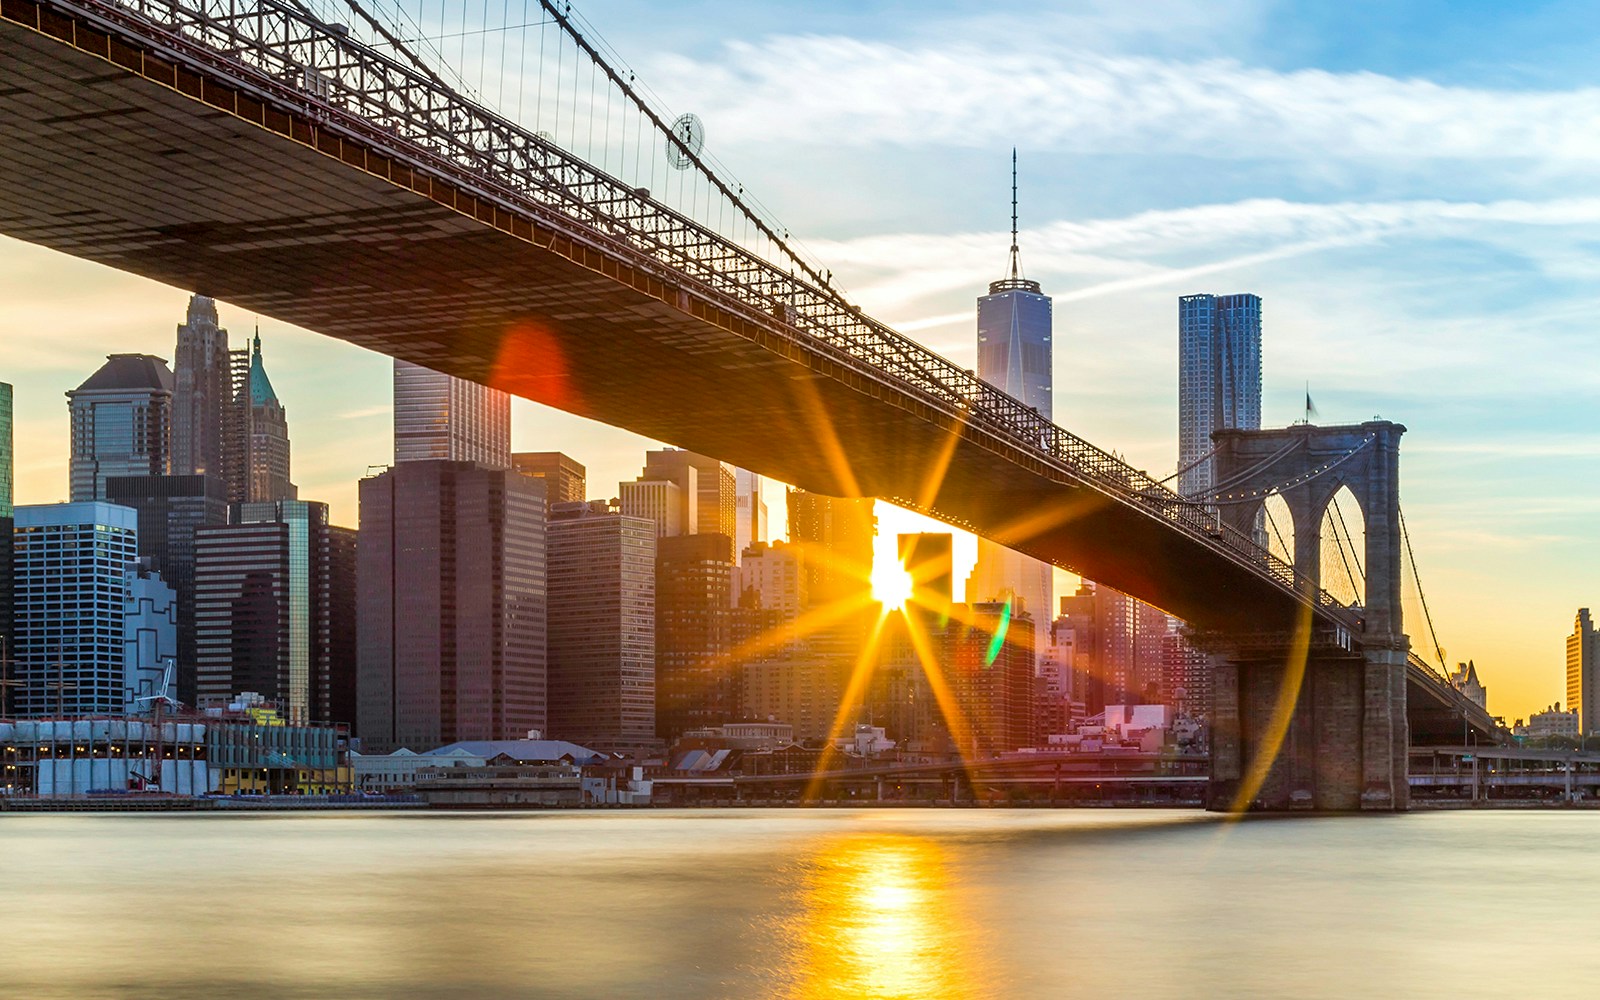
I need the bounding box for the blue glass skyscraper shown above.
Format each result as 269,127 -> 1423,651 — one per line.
13,501 -> 141,715
976,153 -> 1053,419
968,152 -> 1054,656
1177,293 -> 1263,498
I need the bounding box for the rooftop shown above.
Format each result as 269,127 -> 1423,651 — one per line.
71,354 -> 174,395
424,739 -> 607,764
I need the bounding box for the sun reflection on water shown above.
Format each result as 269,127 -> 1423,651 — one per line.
784,833 -> 990,1000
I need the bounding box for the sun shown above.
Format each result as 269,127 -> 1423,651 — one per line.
870,533 -> 915,609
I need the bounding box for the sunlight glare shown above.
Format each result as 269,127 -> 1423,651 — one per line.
870,556 -> 914,609
787,834 -> 987,1000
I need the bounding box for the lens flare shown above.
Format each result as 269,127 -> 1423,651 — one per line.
1226,601 -> 1313,815
983,598 -> 1011,667
490,319 -> 581,411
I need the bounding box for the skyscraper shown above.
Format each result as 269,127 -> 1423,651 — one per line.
546,500 -> 656,753
1057,581 -> 1173,713
393,360 -> 511,468
0,382 -> 12,708
943,601 -> 1037,756
1178,293 -> 1263,498
969,151 -> 1054,656
172,297 -> 294,503
734,469 -> 768,565
512,451 -> 586,506
1568,609 -> 1600,736
105,474 -> 230,706
122,558 -> 177,711
977,153 -> 1053,419
737,540 -> 807,619
654,532 -> 736,742
786,489 -> 875,611
619,478 -> 686,538
1162,629 -> 1213,721
66,354 -> 173,501
12,501 -> 141,716
245,331 -> 296,502
642,449 -> 736,539
172,294 -> 231,485
358,461 -> 546,751
0,381 -> 11,515
194,500 -> 351,724
327,525 -> 359,728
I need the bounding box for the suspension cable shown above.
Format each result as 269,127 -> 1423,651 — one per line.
1332,495 -> 1364,579
1326,496 -> 1361,604
1191,434 -> 1375,506
1196,437 -> 1301,499
1399,504 -> 1446,670
532,0 -> 842,303
342,0 -> 451,90
1263,503 -> 1292,565
1153,443 -> 1219,487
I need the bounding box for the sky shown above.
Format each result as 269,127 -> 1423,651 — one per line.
2,0 -> 1597,722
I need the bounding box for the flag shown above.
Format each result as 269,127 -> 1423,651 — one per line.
1305,390 -> 1319,420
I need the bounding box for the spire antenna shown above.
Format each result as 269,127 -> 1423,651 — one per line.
1009,147 -> 1020,280
989,147 -> 1040,294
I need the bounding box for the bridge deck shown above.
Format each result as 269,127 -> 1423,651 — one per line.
0,3 -> 1328,634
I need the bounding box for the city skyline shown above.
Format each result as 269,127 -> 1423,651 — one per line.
0,2 -> 1595,993
1,2 -> 1595,723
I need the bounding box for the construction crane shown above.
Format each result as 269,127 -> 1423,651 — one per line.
129,658 -> 178,792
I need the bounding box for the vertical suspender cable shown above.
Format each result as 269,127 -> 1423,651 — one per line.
534,4 -> 546,132
515,0 -> 527,126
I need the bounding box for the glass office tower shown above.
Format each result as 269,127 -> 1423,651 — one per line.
12,502 -> 141,716
1177,293 -> 1263,498
393,360 -> 511,469
969,154 -> 1054,655
66,354 -> 173,501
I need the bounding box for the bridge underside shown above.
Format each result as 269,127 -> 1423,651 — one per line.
0,11 -> 1312,634
1407,663 -> 1498,745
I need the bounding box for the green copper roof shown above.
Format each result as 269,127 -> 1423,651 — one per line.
248,330 -> 280,406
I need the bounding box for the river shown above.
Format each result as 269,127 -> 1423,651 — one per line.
0,808 -> 1593,998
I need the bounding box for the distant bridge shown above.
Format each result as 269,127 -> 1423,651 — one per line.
0,0 -> 1499,808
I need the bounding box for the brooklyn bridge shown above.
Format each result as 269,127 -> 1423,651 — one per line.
0,0 -> 1499,809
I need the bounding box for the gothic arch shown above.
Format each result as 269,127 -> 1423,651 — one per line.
1208,420 -> 1405,639
1319,483 -> 1365,608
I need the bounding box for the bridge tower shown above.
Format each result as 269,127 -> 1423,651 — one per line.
1204,420 -> 1409,811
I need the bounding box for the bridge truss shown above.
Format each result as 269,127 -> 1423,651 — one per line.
9,0 -> 1373,627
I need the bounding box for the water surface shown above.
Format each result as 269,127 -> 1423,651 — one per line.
0,808 -> 1592,998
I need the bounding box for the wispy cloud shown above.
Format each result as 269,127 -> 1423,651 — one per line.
1409,439 -> 1600,459
661,34 -> 1600,167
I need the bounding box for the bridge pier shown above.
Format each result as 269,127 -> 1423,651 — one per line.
1209,645 -> 1408,812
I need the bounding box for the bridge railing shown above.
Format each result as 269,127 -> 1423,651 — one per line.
79,0 -> 1351,625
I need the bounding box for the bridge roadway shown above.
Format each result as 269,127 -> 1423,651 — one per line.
2,0 -> 1330,637
0,0 -> 1496,746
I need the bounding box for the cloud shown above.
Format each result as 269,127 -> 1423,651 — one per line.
825,195 -> 1600,356
336,404 -> 390,420
1409,439 -> 1600,459
658,33 -> 1600,166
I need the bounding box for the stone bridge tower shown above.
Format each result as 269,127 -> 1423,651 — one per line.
1204,420 -> 1409,811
